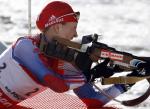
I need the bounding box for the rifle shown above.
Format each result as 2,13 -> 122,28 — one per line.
79,34 -> 150,106
39,33 -> 150,106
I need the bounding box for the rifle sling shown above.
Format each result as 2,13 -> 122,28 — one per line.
101,76 -> 150,85
54,37 -> 82,50
122,78 -> 150,106
101,77 -> 150,106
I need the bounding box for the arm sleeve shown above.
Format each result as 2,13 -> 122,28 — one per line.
12,38 -> 85,92
12,38 -> 53,80
73,83 -> 125,107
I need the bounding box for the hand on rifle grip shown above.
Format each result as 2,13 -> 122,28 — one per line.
113,65 -> 124,72
89,58 -> 115,82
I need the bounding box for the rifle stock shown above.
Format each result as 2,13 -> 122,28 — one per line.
52,35 -> 149,71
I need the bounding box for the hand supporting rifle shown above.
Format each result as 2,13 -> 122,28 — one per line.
129,59 -> 150,77
75,52 -> 123,82
122,59 -> 150,90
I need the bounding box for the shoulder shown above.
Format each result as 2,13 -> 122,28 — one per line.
13,34 -> 41,48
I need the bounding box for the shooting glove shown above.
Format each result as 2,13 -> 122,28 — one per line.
121,59 -> 150,92
84,58 -> 115,82
130,59 -> 150,77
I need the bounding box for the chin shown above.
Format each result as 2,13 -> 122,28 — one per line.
70,37 -> 74,40
66,38 -> 72,40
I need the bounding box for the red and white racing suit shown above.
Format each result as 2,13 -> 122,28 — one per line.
0,35 -> 125,108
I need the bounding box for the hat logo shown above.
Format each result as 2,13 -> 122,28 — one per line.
45,17 -> 64,28
48,15 -> 57,22
44,12 -> 77,28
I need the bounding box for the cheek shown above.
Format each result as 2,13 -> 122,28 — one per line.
59,25 -> 77,39
62,29 -> 69,36
62,28 -> 72,38
67,27 -> 76,35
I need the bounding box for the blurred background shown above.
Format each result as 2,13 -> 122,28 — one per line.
0,0 -> 150,108
0,0 -> 150,55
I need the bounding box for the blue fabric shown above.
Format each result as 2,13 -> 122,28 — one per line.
12,38 -> 55,81
74,83 -> 125,104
